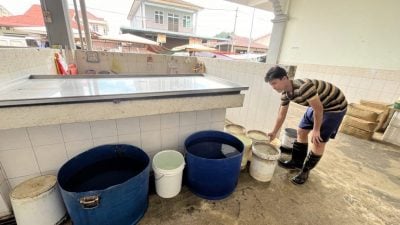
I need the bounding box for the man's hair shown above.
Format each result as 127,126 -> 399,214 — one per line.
265,66 -> 288,82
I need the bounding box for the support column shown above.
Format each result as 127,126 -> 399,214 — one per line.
39,0 -> 75,49
194,13 -> 198,34
79,0 -> 92,50
266,0 -> 289,64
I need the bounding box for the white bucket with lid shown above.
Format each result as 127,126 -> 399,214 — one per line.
10,175 -> 66,225
249,142 -> 281,182
245,130 -> 281,161
281,128 -> 297,149
152,150 -> 185,198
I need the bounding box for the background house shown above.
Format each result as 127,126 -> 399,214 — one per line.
215,34 -> 268,54
0,5 -> 12,17
253,33 -> 271,48
128,0 -> 202,34
0,4 -> 108,47
125,0 -> 224,49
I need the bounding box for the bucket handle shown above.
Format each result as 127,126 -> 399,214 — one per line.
80,195 -> 100,209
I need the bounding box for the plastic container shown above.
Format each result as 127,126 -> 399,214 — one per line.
249,142 -> 281,182
224,123 -> 246,136
246,130 -> 268,161
10,175 -> 66,225
152,150 -> 185,198
184,130 -> 244,200
233,135 -> 252,170
57,144 -> 150,225
246,130 -> 269,142
281,128 -> 297,149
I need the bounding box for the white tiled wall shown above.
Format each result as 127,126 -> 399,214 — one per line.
0,48 -> 58,86
0,109 -> 225,211
75,50 -> 198,75
199,58 -> 281,132
296,64 -> 400,104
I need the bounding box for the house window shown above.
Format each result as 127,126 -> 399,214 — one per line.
167,13 -> 179,32
155,11 -> 164,24
183,15 -> 191,28
92,24 -> 99,32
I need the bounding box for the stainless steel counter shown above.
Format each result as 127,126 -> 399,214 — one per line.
0,74 -> 248,107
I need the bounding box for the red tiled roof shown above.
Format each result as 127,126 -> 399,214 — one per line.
0,5 -> 43,27
0,4 -> 104,29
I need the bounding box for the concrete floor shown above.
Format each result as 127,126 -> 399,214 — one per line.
64,105 -> 400,225
138,105 -> 400,225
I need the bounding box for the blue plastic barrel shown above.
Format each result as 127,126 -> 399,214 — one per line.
184,130 -> 244,200
57,144 -> 150,225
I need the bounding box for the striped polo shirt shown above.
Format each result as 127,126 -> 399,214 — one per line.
281,79 -> 347,112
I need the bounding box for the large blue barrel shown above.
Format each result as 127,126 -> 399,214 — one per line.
184,130 -> 244,200
57,144 -> 150,225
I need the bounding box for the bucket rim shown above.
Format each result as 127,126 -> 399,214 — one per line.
152,150 -> 185,175
184,130 -> 244,161
284,128 -> 297,138
246,130 -> 269,142
58,144 -> 150,193
224,123 -> 246,135
252,142 -> 281,160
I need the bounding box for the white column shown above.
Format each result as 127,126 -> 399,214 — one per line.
194,13 -> 198,34
266,0 -> 289,64
39,0 -> 75,49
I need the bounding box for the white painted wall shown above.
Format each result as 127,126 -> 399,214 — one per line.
279,0 -> 400,70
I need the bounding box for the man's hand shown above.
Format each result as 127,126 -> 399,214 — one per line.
311,129 -> 323,145
267,131 -> 277,141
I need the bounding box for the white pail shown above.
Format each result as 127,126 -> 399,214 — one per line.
250,142 -> 281,182
233,135 -> 252,170
10,175 -> 66,225
281,128 -> 297,149
152,150 -> 185,198
224,123 -> 246,136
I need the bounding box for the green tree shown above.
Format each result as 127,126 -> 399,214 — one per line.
214,32 -> 232,38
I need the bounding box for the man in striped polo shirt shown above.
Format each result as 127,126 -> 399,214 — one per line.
265,66 -> 347,185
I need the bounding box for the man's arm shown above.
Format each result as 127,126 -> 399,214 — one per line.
268,105 -> 289,140
307,96 -> 324,144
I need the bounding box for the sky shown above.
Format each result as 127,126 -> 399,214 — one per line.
0,0 -> 274,39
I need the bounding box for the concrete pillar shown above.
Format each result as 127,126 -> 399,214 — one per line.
39,0 -> 75,49
194,13 -> 198,34
266,0 -> 289,64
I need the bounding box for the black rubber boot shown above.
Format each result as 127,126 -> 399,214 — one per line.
278,142 -> 308,170
279,146 -> 292,154
291,151 -> 322,185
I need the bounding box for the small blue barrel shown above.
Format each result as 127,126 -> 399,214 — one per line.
185,130 -> 244,200
57,144 -> 150,225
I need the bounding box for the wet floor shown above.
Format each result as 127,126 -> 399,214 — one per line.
138,105 -> 400,225
66,105 -> 400,225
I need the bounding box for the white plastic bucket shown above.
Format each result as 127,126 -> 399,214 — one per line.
233,135 -> 252,170
224,123 -> 246,136
281,128 -> 297,149
10,175 -> 66,225
152,150 -> 185,198
249,142 -> 281,182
